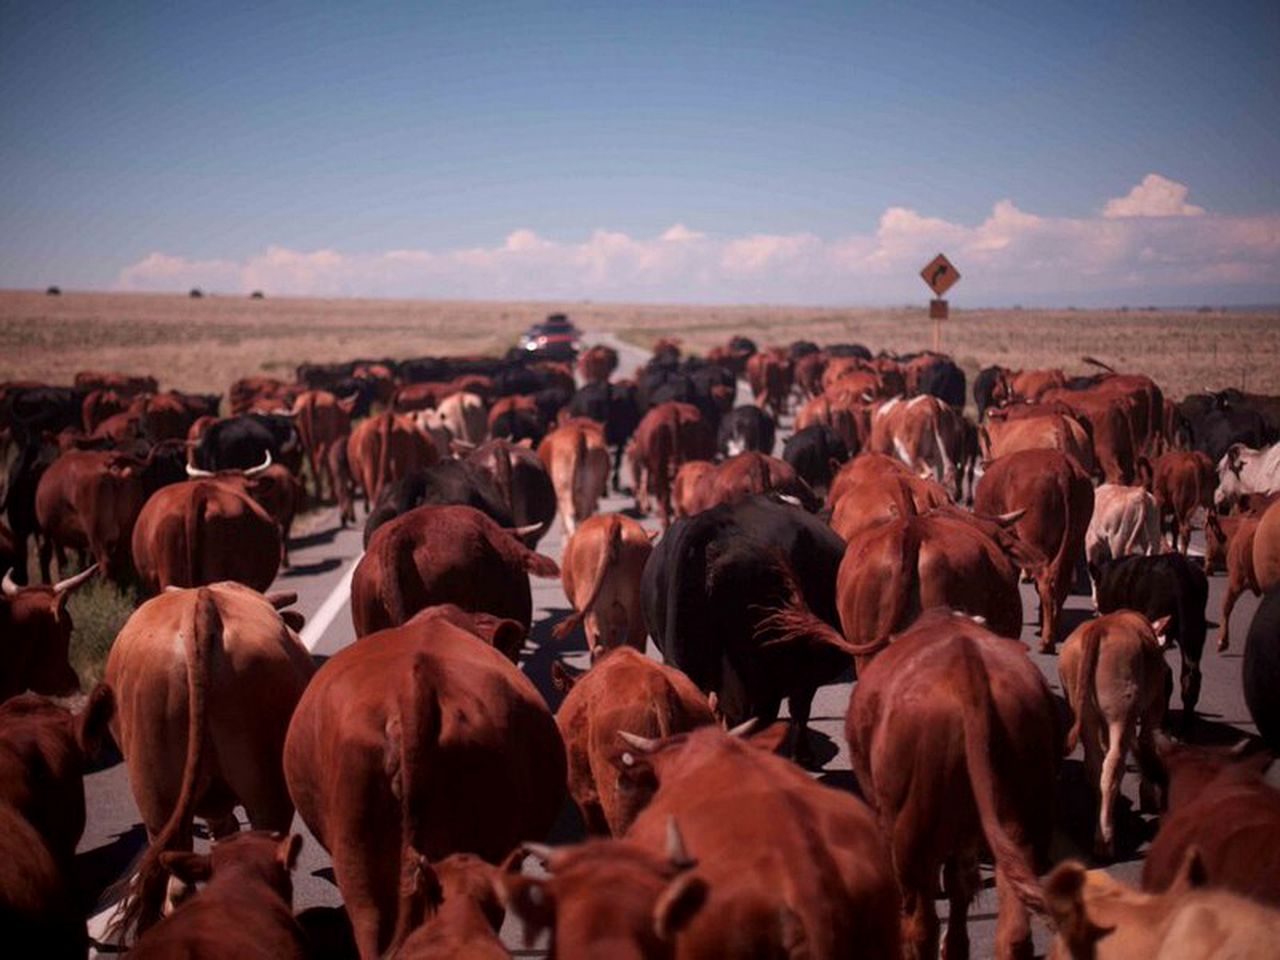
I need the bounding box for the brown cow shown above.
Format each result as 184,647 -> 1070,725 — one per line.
128,831 -> 309,960
679,451 -> 820,516
1153,450 -> 1216,554
131,478 -> 281,592
990,367 -> 1066,406
868,394 -> 966,499
1042,387 -> 1138,483
630,401 -> 715,528
466,438 -> 557,548
554,513 -> 654,657
578,344 -> 619,385
292,389 -> 355,501
552,647 -> 714,835
835,508 -> 1042,669
982,410 -> 1096,474
795,391 -> 866,452
1047,852 -> 1280,960
1204,512 -> 1262,651
1252,497 -> 1280,595
745,351 -> 792,419
106,583 -> 314,938
0,564 -> 97,702
1142,740 -> 1280,907
848,610 -> 1057,959
830,468 -> 950,542
351,504 -> 558,637
975,448 -> 1094,650
347,412 -> 438,509
614,724 -> 901,958
423,391 -> 488,446
670,460 -> 715,519
411,603 -> 527,663
793,350 -> 827,399
0,802 -> 88,957
183,455 -> 305,568
826,450 -> 914,506
0,684 -> 113,868
537,418 -> 611,535
75,370 -> 158,396
82,388 -> 129,432
390,854 -> 508,959
1059,612 -> 1171,858
500,830 -> 710,959
283,614 -> 566,959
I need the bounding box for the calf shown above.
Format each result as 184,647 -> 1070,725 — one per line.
391,854 -> 507,959
847,610 -> 1057,960
537,418 -> 611,535
106,584 -> 314,939
642,495 -> 854,765
554,513 -> 653,657
1046,853 -> 1280,960
1143,740 -> 1280,907
1153,450 -> 1216,553
0,564 -> 97,702
552,647 -> 714,835
1093,553 -> 1209,730
1059,612 -> 1171,858
351,504 -> 558,637
128,831 -> 308,960
347,412 -> 438,509
1204,512 -> 1262,651
630,401 -> 715,528
284,614 -> 565,959
1085,483 -> 1161,571
716,404 -> 775,457
975,448 -> 1094,650
1244,589 -> 1280,751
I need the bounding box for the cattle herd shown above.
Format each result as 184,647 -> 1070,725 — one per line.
1,330 -> 1280,958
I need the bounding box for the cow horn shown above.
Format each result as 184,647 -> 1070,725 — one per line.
185,462 -> 215,478
53,563 -> 99,594
726,718 -> 757,738
618,730 -> 661,753
994,508 -> 1027,526
1,569 -> 19,596
505,522 -> 543,539
244,449 -> 273,477
666,817 -> 695,869
520,843 -> 556,868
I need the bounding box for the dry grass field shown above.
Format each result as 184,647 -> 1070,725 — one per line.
1,290 -> 1276,401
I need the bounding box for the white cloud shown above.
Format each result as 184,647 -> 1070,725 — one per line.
116,178 -> 1280,304
1102,173 -> 1206,219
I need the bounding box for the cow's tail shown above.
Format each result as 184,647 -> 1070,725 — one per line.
1065,619 -> 1103,754
955,638 -> 1046,915
1081,356 -> 1115,374
855,518 -> 923,658
388,653 -> 443,952
569,427 -> 590,519
109,587 -> 219,941
374,412 -> 394,503
752,550 -> 861,656
553,515 -> 622,642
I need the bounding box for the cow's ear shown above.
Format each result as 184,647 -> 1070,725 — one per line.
550,660 -> 581,693
1170,846 -> 1209,894
281,610 -> 306,632
746,720 -> 790,755
498,875 -> 556,947
75,682 -> 115,758
652,873 -> 708,941
490,618 -> 526,663
277,834 -> 303,872
1150,615 -> 1172,645
160,851 -> 213,886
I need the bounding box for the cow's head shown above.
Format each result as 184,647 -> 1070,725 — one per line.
1213,443 -> 1251,508
160,831 -> 301,913
499,822 -> 708,958
0,564 -> 98,699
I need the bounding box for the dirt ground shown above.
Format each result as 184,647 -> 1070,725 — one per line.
2,290 -> 1276,401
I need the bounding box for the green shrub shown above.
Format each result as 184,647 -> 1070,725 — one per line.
66,579 -> 139,687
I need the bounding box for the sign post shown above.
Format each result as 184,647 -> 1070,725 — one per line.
919,253 -> 960,352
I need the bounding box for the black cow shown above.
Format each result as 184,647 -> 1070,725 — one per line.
2,439 -> 58,584
2,386 -> 87,443
363,459 -> 513,547
1092,553 -> 1209,731
717,406 -> 776,458
489,405 -> 545,447
825,343 -> 872,361
191,414 -> 302,473
974,365 -> 1004,421
782,424 -> 851,498
1179,400 -> 1273,464
1244,589 -> 1280,753
465,439 -> 557,548
567,382 -> 642,492
916,357 -> 966,409
641,494 -> 852,765
788,340 -> 821,361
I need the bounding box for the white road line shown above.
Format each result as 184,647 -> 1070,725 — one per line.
299,554 -> 362,652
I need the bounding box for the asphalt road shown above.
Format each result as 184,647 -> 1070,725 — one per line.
78,331 -> 1263,958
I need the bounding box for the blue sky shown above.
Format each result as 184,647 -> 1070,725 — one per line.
2,1 -> 1278,305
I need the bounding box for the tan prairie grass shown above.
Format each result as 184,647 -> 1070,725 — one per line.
1,290 -> 1276,402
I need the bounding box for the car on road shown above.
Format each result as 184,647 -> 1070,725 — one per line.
517,313 -> 582,360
